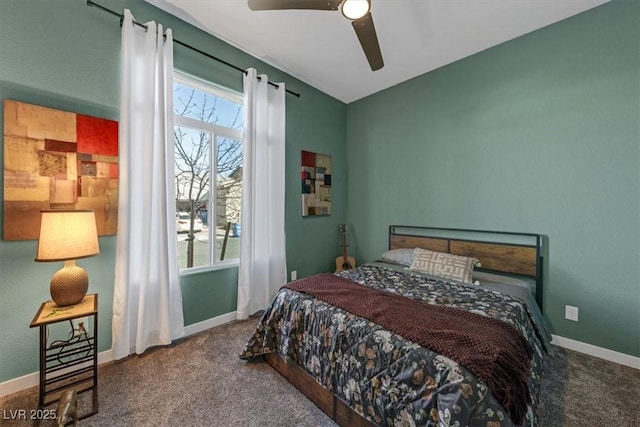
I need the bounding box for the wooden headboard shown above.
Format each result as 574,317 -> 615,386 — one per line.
389,225 -> 544,311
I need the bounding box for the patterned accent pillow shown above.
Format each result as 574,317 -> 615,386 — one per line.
409,247 -> 480,283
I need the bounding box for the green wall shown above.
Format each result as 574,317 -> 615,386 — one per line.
1,0 -> 637,387
346,0 -> 639,357
0,0 -> 346,383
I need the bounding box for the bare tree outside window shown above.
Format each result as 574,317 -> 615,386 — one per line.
173,75 -> 243,269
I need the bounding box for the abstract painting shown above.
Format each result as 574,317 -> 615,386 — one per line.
301,150 -> 331,216
3,99 -> 118,240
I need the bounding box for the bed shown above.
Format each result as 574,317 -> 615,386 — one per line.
240,226 -> 551,427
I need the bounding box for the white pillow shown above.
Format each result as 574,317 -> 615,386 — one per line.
409,247 -> 480,284
380,248 -> 415,266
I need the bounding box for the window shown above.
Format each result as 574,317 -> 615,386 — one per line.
173,72 -> 243,271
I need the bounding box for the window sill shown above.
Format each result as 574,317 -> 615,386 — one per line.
179,259 -> 239,276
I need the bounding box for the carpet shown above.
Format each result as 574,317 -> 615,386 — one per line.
1,317 -> 638,426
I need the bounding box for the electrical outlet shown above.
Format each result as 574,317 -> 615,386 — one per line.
565,305 -> 579,322
72,317 -> 89,336
291,270 -> 297,281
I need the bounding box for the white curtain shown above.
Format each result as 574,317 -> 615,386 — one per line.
237,68 -> 287,319
112,9 -> 184,360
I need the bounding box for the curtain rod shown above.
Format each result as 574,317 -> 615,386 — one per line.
86,0 -> 301,98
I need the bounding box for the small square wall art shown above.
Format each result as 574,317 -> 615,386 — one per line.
3,99 -> 119,240
301,150 -> 331,216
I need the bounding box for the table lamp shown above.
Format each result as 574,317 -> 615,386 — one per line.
35,210 -> 100,307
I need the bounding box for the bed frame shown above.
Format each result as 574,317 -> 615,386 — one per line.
265,225 -> 544,427
388,225 -> 544,310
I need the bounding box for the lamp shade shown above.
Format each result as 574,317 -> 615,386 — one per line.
35,210 -> 100,262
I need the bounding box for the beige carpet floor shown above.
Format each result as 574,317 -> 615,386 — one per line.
1,317 -> 639,426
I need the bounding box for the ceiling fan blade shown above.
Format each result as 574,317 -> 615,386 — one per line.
351,12 -> 384,71
248,0 -> 341,11
351,13 -> 384,71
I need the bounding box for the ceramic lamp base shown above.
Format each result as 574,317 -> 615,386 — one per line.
50,260 -> 88,307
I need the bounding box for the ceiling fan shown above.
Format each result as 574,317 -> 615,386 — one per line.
247,0 -> 384,71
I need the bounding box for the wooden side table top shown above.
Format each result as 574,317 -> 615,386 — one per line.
30,294 -> 98,328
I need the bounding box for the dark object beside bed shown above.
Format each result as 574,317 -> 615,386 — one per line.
241,226 -> 549,427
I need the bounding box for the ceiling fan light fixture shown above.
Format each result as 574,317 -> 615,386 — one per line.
341,0 -> 370,20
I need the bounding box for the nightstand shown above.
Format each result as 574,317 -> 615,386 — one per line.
30,294 -> 99,419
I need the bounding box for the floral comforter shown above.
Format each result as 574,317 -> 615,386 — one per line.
240,263 -> 550,427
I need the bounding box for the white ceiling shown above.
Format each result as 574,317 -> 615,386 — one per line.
148,0 -> 610,104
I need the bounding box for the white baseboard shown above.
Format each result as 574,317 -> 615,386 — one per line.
0,349 -> 115,398
551,334 -> 640,369
184,311 -> 237,336
0,311 -> 238,398
6,320 -> 634,398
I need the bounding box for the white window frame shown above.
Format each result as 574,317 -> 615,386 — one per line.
173,72 -> 243,274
